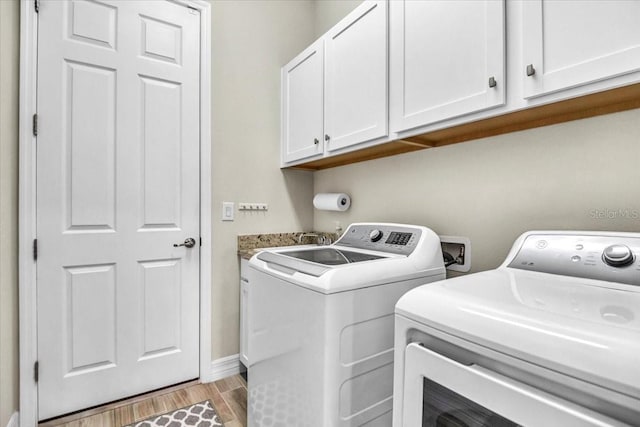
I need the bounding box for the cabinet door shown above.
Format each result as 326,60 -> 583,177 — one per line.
523,0 -> 640,99
325,1 -> 388,152
240,277 -> 249,367
390,0 -> 505,132
282,39 -> 324,163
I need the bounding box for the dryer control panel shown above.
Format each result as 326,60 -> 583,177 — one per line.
335,223 -> 423,256
507,233 -> 640,286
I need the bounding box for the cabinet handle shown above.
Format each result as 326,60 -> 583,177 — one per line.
314,138 -> 319,145
488,77 -> 497,88
526,64 -> 536,77
325,134 -> 330,142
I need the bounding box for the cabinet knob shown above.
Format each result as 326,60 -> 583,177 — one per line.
314,138 -> 319,145
526,64 -> 536,77
325,134 -> 330,142
488,76 -> 497,88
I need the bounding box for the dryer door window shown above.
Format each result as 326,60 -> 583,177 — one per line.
422,377 -> 518,427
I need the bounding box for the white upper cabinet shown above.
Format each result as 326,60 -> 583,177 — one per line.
281,0 -> 640,169
522,0 -> 640,99
324,0 -> 388,152
282,39 -> 324,163
390,0 -> 506,133
282,1 -> 388,165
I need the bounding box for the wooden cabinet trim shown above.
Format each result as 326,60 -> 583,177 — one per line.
286,83 -> 640,171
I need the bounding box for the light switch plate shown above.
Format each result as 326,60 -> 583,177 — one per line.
222,202 -> 234,221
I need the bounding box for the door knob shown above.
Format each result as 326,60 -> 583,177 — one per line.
174,238 -> 196,248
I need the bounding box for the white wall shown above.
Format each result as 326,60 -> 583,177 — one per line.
210,0 -> 316,358
313,0 -> 362,35
314,109 -> 640,272
0,0 -> 20,424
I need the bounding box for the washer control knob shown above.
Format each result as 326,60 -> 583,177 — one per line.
369,229 -> 383,242
602,245 -> 634,267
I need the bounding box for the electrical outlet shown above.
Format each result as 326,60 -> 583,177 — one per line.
439,235 -> 471,272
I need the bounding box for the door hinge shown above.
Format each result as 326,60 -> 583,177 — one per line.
34,0 -> 39,13
32,114 -> 38,136
199,237 -> 202,247
33,239 -> 38,261
34,361 -> 39,383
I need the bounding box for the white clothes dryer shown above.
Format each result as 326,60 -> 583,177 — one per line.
394,231 -> 640,427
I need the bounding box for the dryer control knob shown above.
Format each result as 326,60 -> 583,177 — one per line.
602,245 -> 634,267
369,229 -> 383,242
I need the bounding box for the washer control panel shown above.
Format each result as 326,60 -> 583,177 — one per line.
508,234 -> 640,286
336,224 -> 422,255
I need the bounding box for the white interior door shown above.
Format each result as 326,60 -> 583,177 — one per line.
36,0 -> 201,419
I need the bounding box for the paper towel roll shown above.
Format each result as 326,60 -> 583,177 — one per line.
313,193 -> 351,211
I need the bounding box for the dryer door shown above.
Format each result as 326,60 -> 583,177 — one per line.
401,343 -> 626,427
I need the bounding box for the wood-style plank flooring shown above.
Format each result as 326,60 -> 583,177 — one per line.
38,374 -> 247,427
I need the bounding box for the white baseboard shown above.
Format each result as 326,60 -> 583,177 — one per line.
205,354 -> 241,383
6,412 -> 19,427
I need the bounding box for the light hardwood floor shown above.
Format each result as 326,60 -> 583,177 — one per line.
38,374 -> 248,427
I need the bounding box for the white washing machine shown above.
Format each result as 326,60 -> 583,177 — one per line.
394,231 -> 640,427
247,223 -> 445,427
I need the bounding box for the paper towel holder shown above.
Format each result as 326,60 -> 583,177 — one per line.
313,193 -> 351,212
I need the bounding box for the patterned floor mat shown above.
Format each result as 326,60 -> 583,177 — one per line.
125,400 -> 223,427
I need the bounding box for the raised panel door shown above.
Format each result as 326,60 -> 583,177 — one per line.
36,0 -> 200,419
282,39 -> 324,163
324,0 -> 388,152
390,0 -> 505,132
523,0 -> 640,98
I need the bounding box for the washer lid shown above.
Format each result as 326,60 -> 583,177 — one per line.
278,247 -> 386,265
251,248 -> 445,293
256,247 -> 388,277
396,268 -> 640,400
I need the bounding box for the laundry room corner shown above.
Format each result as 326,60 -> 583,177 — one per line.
209,0 -> 317,364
